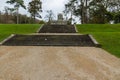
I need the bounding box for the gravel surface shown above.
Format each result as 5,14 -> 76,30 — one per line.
0,46 -> 120,80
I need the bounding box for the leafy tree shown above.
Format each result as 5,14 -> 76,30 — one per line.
89,0 -> 107,23
64,0 -> 120,24
114,11 -> 120,23
105,12 -> 114,23
6,0 -> 26,24
79,0 -> 90,24
89,0 -> 120,24
39,20 -> 45,24
28,0 -> 42,23
64,0 -> 90,24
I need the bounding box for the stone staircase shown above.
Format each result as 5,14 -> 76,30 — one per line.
1,24 -> 100,46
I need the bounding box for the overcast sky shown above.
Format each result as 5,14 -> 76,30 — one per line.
0,0 -> 68,20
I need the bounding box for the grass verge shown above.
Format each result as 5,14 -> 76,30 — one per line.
0,24 -> 41,41
76,24 -> 120,58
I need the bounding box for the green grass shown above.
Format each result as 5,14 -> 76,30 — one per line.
0,24 -> 41,41
76,24 -> 120,58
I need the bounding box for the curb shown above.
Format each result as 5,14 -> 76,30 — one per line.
0,34 -> 16,46
88,34 -> 101,47
20,33 -> 82,36
36,24 -> 44,33
74,25 -> 78,33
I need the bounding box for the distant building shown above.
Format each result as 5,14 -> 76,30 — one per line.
50,13 -> 68,25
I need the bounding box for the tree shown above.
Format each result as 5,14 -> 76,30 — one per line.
79,0 -> 90,24
65,0 -> 120,24
114,11 -> 120,23
6,0 -> 26,24
28,0 -> 42,23
64,0 -> 77,24
64,0 -> 90,24
45,10 -> 55,22
63,5 -> 69,20
4,7 -> 9,23
89,0 -> 120,24
0,11 -> 2,23
89,0 -> 107,23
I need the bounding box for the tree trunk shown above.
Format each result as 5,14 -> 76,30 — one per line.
0,11 -> 1,23
34,15 -> 35,23
85,0 -> 88,24
16,7 -> 19,24
81,3 -> 85,24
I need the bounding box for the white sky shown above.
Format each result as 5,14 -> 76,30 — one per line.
0,0 -> 68,20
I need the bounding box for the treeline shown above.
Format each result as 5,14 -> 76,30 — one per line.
0,9 -> 39,24
0,0 -> 42,24
64,0 -> 120,24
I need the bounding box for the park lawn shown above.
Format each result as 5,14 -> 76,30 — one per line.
76,24 -> 120,58
0,24 -> 41,41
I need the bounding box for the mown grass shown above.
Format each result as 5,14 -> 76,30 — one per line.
76,24 -> 120,58
0,24 -> 41,41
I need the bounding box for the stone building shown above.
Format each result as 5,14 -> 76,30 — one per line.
50,13 -> 68,25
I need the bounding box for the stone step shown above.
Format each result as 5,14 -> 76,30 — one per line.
38,25 -> 77,33
2,34 -> 98,46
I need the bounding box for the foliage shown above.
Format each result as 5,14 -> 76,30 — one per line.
28,0 -> 42,23
65,0 -> 120,24
0,10 -> 39,24
64,0 -> 76,23
114,11 -> 120,23
39,20 -> 45,24
6,0 -> 26,9
76,24 -> 120,57
6,0 -> 26,24
64,0 -> 90,24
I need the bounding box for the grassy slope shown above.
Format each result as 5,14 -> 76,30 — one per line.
76,24 -> 120,58
0,24 -> 41,41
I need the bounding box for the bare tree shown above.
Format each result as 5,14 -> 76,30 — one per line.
45,10 -> 55,22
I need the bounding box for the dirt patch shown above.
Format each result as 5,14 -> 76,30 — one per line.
0,46 -> 120,80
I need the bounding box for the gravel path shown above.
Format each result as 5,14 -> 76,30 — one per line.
0,46 -> 120,80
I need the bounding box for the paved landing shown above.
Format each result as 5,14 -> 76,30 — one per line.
0,46 -> 120,80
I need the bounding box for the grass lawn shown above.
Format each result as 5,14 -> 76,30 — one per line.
0,24 -> 41,41
76,24 -> 120,58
